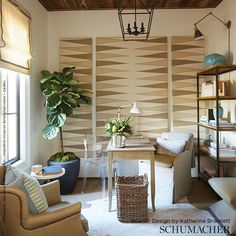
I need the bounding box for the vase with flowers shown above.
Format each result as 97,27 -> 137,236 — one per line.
105,117 -> 133,147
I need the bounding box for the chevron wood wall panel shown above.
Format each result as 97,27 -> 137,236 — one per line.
59,38 -> 92,156
171,36 -> 205,135
96,37 -> 168,142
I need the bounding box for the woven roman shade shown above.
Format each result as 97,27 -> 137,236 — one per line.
0,0 -> 31,72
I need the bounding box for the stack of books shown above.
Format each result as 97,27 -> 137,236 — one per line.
208,120 -> 235,128
208,142 -> 236,158
42,166 -> 62,175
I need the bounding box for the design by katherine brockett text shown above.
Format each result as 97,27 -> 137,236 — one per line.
149,217 -> 230,235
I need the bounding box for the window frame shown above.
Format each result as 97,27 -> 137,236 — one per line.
0,69 -> 24,165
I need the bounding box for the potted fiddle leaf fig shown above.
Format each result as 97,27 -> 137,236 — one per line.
105,117 -> 132,148
40,67 -> 91,194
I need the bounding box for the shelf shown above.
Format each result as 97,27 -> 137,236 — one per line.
198,96 -> 236,101
200,146 -> 236,162
197,65 -> 236,76
197,123 -> 236,131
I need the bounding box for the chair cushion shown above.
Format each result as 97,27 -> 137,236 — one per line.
156,138 -> 186,154
5,165 -> 48,214
209,177 -> 236,208
155,154 -> 175,168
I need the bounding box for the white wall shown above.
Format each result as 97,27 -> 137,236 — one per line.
14,0 -> 54,169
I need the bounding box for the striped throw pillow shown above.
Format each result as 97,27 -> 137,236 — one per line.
23,174 -> 48,214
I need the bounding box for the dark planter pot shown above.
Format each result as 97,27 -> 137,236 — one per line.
47,158 -> 80,195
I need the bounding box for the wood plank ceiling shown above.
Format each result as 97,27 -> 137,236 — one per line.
38,0 -> 223,11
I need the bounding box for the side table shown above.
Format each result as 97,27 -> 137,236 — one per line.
31,167 -> 65,183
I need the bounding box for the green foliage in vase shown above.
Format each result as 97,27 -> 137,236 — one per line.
40,67 -> 92,154
105,117 -> 133,137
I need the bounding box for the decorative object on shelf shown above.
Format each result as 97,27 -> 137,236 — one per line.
204,53 -> 226,68
200,116 -> 208,124
193,12 -> 231,64
213,80 -> 228,96
105,117 -> 133,148
213,104 -> 224,120
118,0 -> 155,41
201,81 -> 214,97
40,67 -> 92,194
203,134 -> 212,147
201,80 -> 228,97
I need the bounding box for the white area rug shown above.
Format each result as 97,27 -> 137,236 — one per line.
82,198 -> 227,236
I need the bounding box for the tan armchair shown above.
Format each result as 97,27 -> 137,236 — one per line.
0,166 -> 88,236
139,132 -> 194,206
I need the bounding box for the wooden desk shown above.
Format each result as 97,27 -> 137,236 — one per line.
106,138 -> 156,212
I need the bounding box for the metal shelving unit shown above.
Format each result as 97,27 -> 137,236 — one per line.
197,65 -> 236,180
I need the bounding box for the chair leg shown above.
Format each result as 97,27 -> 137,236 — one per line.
112,160 -> 120,176
82,160 -> 89,193
100,165 -> 107,198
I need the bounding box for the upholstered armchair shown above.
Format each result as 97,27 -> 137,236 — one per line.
139,132 -> 194,206
0,166 -> 88,236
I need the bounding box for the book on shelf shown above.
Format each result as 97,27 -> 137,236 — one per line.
208,120 -> 235,128
210,142 -> 227,149
42,166 -> 62,175
208,147 -> 236,157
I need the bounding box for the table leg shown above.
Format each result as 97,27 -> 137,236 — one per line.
150,153 -> 155,212
108,153 -> 113,212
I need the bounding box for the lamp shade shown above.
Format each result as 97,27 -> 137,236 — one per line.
129,102 -> 142,114
193,27 -> 205,40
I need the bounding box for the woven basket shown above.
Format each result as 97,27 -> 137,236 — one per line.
115,174 -> 148,223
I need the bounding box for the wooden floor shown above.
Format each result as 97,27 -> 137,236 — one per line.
64,178 -> 218,210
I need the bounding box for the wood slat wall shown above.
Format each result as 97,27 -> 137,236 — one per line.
96,37 -> 168,144
58,36 -> 206,157
59,38 -> 92,157
171,36 -> 205,136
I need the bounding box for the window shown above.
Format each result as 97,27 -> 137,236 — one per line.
0,0 -> 32,70
0,68 -> 28,164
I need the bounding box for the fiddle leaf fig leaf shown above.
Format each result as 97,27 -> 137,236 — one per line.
47,113 -> 66,127
66,79 -> 79,86
40,70 -> 54,84
42,125 -> 59,140
62,67 -> 75,75
63,95 -> 77,108
43,87 -> 56,97
61,101 -> 73,116
68,91 -> 80,98
47,93 -> 62,109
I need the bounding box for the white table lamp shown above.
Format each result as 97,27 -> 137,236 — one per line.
130,101 -> 142,114
117,101 -> 142,119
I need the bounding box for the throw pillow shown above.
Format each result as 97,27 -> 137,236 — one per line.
156,138 -> 186,155
5,165 -> 48,214
4,165 -> 21,185
23,173 -> 48,214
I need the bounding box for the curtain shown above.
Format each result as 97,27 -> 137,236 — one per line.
0,0 -> 31,70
